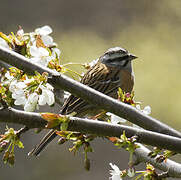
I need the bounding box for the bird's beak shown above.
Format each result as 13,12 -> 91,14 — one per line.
129,53 -> 138,60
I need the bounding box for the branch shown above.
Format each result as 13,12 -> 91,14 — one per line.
134,144 -> 181,178
0,59 -> 11,69
1,107 -> 181,154
0,107 -> 46,128
54,88 -> 64,106
0,46 -> 181,139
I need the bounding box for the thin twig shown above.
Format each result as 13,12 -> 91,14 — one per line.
0,94 -> 8,109
16,126 -> 29,138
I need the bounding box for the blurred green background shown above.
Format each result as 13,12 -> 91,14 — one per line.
1,0 -> 181,179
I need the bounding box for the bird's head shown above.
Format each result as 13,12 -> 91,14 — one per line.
100,47 -> 137,68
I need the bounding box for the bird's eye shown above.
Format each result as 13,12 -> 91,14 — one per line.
105,58 -> 114,63
100,54 -> 129,67
111,58 -> 128,67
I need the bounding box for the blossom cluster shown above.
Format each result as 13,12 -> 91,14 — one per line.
0,25 -> 61,111
108,88 -> 151,125
0,25 -> 61,70
1,68 -> 55,111
108,90 -> 152,180
0,127 -> 24,166
109,162 -> 158,180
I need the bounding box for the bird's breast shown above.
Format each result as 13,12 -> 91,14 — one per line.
118,69 -> 134,93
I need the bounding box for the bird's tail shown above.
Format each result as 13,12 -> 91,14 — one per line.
28,129 -> 57,156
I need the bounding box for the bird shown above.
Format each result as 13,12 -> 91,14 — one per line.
29,46 -> 137,156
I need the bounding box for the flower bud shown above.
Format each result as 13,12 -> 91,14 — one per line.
58,137 -> 67,145
84,158 -> 90,171
0,140 -> 8,152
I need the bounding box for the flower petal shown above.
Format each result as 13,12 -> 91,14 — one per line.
111,174 -> 122,180
17,29 -> 24,36
35,25 -> 52,36
38,47 -> 49,56
46,90 -> 55,105
143,106 -> 151,115
14,96 -> 27,105
0,37 -> 10,49
24,93 -> 38,112
107,113 -> 127,124
30,46 -> 40,57
52,48 -> 61,58
16,82 -> 27,89
109,163 -> 121,174
45,83 -> 54,91
109,163 -> 122,180
127,168 -> 135,177
41,35 -> 53,47
5,71 -> 13,80
38,94 -> 46,106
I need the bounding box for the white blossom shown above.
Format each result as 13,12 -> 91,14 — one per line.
29,46 -> 52,67
23,77 -> 34,84
127,168 -> 135,177
109,163 -> 122,180
0,37 -> 10,49
4,71 -> 14,81
0,25 -> 61,112
142,106 -> 151,115
45,83 -> 54,91
9,80 -> 27,106
35,25 -> 52,36
12,89 -> 26,106
136,105 -> 151,115
107,112 -> 127,124
41,35 -> 53,47
38,84 -> 55,106
52,47 -> 61,58
17,29 -> 24,37
9,80 -> 27,93
24,93 -> 39,112
28,32 -> 36,45
63,91 -> 71,100
35,25 -> 53,47
30,46 -> 49,57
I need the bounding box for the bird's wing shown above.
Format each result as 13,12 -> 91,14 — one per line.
61,62 -> 121,115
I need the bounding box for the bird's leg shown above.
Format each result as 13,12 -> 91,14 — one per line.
90,110 -> 107,120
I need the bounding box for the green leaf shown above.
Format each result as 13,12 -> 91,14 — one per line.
61,122 -> 69,131
3,150 -> 10,164
7,152 -> 15,166
16,141 -> 24,149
